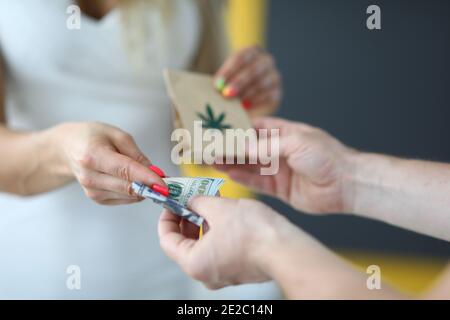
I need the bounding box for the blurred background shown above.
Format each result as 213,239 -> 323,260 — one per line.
195,0 -> 450,296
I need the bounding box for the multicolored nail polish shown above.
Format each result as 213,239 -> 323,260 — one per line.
223,85 -> 238,98
148,165 -> 166,178
242,99 -> 253,110
151,184 -> 169,197
215,77 -> 226,92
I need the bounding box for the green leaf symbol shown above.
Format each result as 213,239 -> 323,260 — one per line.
196,104 -> 233,131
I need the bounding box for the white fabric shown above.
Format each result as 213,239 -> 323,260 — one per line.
0,0 -> 279,299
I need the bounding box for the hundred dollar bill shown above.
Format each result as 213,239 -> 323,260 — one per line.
163,177 -> 225,207
131,182 -> 205,227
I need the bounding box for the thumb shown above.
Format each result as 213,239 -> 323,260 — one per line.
251,116 -> 292,131
158,210 -> 196,268
188,196 -> 237,224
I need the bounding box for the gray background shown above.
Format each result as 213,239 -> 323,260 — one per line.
265,0 -> 450,256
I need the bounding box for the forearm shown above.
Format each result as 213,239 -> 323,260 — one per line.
0,125 -> 73,195
261,224 -> 404,299
346,153 -> 450,241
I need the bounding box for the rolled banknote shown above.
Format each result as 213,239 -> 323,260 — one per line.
131,177 -> 225,227
163,177 -> 225,207
131,182 -> 205,227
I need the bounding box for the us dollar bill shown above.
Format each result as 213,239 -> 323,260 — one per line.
131,182 -> 205,226
163,177 -> 225,207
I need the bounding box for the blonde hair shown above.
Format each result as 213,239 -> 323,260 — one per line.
119,0 -> 229,73
119,0 -> 171,68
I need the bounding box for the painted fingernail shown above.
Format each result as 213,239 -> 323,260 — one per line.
148,165 -> 166,178
223,85 -> 238,98
242,99 -> 253,110
215,77 -> 226,92
151,184 -> 169,197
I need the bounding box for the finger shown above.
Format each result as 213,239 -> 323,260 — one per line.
213,163 -> 261,175
216,129 -> 294,171
204,281 -> 228,291
252,133 -> 314,169
226,169 -> 275,195
111,131 -> 151,166
214,163 -> 280,196
188,196 -> 237,221
225,54 -> 274,97
88,148 -> 165,186
158,209 -> 182,237
101,198 -> 143,205
241,71 -> 281,101
215,46 -> 262,83
79,169 -> 137,196
158,209 -> 200,240
212,166 -> 263,191
84,187 -> 141,203
252,117 -> 314,134
158,210 -> 197,264
216,162 -> 269,188
252,117 -> 288,131
180,219 -> 201,240
250,88 -> 282,108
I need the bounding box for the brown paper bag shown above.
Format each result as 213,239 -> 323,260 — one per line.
163,69 -> 253,161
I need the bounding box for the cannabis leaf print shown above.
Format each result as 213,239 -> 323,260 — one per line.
197,104 -> 232,131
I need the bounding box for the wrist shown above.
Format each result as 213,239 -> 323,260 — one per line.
6,125 -> 74,196
38,124 -> 74,179
340,149 -> 361,214
341,150 -> 372,215
253,215 -> 300,280
253,220 -> 368,299
342,151 -> 388,216
255,219 -> 344,299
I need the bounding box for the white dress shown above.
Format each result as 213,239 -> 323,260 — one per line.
0,0 -> 279,299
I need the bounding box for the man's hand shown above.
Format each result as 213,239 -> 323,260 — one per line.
158,197 -> 293,289
216,117 -> 357,214
158,196 -> 406,299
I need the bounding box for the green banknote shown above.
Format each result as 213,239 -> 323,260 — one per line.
163,177 -> 225,207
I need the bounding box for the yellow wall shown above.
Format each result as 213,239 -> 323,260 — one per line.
341,251 -> 448,296
227,0 -> 268,49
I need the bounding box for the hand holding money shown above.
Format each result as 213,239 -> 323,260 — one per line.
53,122 -> 164,205
158,197 -> 290,290
132,177 -> 224,227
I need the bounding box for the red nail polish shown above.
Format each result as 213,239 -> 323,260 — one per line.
149,165 -> 166,178
223,85 -> 238,98
152,184 -> 169,197
242,99 -> 253,110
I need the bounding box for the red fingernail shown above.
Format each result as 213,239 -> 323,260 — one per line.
223,85 -> 238,98
152,184 -> 169,197
242,99 -> 253,110
149,165 -> 166,178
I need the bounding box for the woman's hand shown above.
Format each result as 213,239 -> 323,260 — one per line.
215,117 -> 357,214
214,46 -> 282,114
158,196 -> 294,289
52,122 -> 167,205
